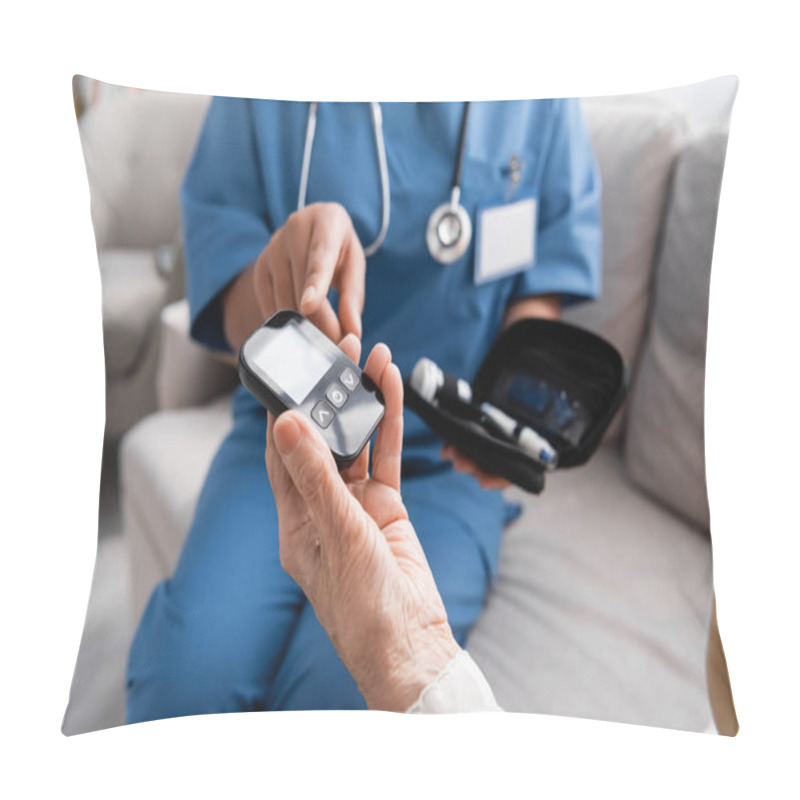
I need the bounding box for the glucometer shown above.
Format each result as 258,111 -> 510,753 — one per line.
238,310 -> 384,467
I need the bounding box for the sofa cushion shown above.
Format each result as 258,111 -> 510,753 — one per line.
468,445 -> 714,731
122,395 -> 714,730
568,95 -> 687,440
622,128 -> 730,530
120,396 -> 234,626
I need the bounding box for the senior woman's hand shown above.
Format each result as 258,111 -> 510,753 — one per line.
265,336 -> 461,712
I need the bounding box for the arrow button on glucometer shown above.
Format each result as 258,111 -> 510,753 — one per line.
311,400 -> 335,429
339,368 -> 359,391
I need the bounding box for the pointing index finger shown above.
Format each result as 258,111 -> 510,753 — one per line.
363,345 -> 403,492
333,230 -> 366,339
300,212 -> 347,315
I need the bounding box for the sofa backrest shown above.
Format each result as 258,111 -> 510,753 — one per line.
79,90 -> 210,250
569,94 -> 689,440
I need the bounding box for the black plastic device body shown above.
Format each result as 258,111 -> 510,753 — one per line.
404,318 -> 627,494
238,310 -> 384,467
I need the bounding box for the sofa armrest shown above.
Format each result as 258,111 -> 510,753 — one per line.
156,299 -> 238,411
100,248 -> 168,380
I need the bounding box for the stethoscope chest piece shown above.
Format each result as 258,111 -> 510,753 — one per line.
426,198 -> 472,264
426,101 -> 473,265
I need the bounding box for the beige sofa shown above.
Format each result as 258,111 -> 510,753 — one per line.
78,90 -> 210,438
85,88 -> 737,733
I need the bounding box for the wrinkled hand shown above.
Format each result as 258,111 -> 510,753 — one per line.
441,445 -> 512,491
253,202 -> 365,342
265,336 -> 460,712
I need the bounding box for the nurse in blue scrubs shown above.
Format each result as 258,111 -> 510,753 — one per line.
125,99 -> 602,720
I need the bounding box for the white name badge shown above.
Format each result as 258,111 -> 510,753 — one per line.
474,196 -> 537,285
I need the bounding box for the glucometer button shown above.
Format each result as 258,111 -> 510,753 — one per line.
325,383 -> 347,408
311,400 -> 335,429
339,368 -> 359,391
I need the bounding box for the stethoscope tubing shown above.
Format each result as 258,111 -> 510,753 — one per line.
298,101 -> 471,261
298,101 -> 390,257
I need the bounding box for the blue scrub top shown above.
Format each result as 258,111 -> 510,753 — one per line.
181,99 -> 602,465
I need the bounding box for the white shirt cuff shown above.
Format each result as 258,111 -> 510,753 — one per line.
405,650 -> 502,714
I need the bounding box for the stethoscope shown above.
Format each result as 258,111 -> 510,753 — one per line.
298,101 -> 472,264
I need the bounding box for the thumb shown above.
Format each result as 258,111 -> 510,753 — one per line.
272,411 -> 355,528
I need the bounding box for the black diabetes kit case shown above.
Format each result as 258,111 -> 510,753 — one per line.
404,319 -> 627,494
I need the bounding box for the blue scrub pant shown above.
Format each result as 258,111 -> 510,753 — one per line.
125,394 -> 507,721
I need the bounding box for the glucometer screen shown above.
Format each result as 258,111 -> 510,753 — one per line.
252,322 -> 336,404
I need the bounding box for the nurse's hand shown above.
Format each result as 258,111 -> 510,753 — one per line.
265,335 -> 461,712
253,202 -> 366,343
441,445 -> 512,491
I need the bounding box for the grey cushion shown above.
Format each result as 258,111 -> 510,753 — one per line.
468,446 -> 714,731
568,95 -> 687,440
623,128 -> 729,530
